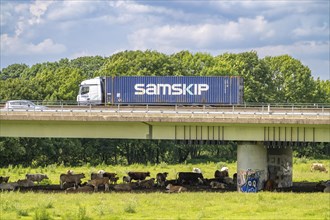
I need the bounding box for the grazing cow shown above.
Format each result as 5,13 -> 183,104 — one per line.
192,167 -> 202,174
17,179 -> 34,187
128,172 -> 150,182
139,178 -> 155,189
26,174 -> 49,184
88,177 -> 110,192
60,173 -> 85,189
166,184 -> 187,193
0,182 -> 18,190
210,181 -> 225,189
0,176 -> 9,184
177,172 -> 204,185
310,163 -> 328,173
264,179 -> 275,191
215,168 -> 229,179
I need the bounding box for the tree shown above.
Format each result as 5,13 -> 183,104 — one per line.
263,55 -> 316,103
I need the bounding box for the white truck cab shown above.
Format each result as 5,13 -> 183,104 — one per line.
77,77 -> 104,105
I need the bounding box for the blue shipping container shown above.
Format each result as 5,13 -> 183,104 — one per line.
105,76 -> 243,105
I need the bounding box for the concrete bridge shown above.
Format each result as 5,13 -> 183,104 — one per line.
1,105 -> 329,192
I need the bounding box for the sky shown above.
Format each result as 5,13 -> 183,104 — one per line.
1,0 -> 329,80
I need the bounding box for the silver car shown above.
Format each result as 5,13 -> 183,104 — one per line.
4,100 -> 47,110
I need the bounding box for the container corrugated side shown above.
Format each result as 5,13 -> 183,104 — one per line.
107,76 -> 243,105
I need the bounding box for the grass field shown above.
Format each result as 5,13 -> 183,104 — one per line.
0,159 -> 329,220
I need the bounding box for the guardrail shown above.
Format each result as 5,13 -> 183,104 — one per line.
1,107 -> 329,117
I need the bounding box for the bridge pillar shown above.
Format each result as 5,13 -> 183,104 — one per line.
237,142 -> 267,192
267,147 -> 293,188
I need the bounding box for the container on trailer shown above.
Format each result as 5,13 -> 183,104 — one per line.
105,76 -> 243,105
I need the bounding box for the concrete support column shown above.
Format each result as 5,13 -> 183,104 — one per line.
267,147 -> 293,188
237,142 -> 267,192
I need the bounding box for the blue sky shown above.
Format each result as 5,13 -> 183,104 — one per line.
1,0 -> 329,80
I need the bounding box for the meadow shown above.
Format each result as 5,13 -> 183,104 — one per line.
0,159 -> 329,220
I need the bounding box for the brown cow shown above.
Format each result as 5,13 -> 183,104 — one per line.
156,172 -> 168,187
264,179 -> 275,191
128,172 -> 150,182
166,184 -> 187,193
139,178 -> 155,189
91,171 -> 117,180
88,177 -> 110,192
60,173 -> 85,189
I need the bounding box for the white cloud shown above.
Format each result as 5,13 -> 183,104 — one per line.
29,0 -> 53,25
128,16 -> 273,50
1,34 -> 66,55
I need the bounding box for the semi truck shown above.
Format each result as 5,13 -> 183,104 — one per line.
77,76 -> 244,105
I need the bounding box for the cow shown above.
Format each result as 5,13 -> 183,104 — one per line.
88,177 -> 110,192
223,177 -> 234,185
215,168 -> 229,179
91,173 -> 103,180
310,163 -> 328,173
0,176 -> 9,184
60,173 -> 85,189
67,170 -> 74,175
26,173 -> 48,184
156,172 -> 168,187
128,172 -> 150,182
264,179 -> 275,191
114,183 -> 137,191
192,168 -> 202,174
123,176 -> 131,183
233,173 -> 237,185
139,178 -> 155,189
0,182 -> 18,190
166,184 -> 187,193
210,181 -> 225,189
91,170 -> 117,180
17,179 -> 34,187
177,172 -> 204,185
109,176 -> 119,184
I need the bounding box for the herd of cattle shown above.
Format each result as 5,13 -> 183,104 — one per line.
0,163 -> 328,193
0,167 -> 235,193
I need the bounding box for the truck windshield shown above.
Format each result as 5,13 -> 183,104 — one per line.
81,86 -> 89,95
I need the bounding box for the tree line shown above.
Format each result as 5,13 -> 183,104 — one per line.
0,50 -> 329,167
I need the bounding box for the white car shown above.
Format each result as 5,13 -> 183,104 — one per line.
3,100 -> 47,110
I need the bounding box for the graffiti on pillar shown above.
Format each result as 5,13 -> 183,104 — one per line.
238,169 -> 265,192
268,155 -> 292,188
